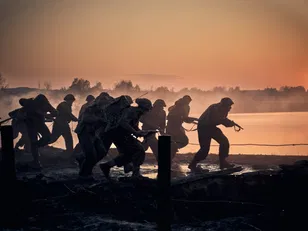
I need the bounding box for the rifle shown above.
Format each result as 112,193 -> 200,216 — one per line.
0,118 -> 12,126
143,129 -> 160,138
233,122 -> 244,132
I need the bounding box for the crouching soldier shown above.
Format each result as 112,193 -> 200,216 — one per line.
99,98 -> 154,178
166,95 -> 198,158
9,107 -> 31,153
49,94 -> 78,157
75,92 -> 115,179
19,94 -> 58,169
188,97 -> 242,172
140,99 -> 166,160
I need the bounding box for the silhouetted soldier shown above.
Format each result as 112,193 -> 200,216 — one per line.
79,95 -> 95,119
140,99 -> 166,160
100,98 -> 153,178
76,92 -> 116,179
73,94 -> 96,157
166,95 -> 198,152
49,94 -> 78,156
188,97 -> 241,172
9,107 -> 31,153
19,94 -> 58,168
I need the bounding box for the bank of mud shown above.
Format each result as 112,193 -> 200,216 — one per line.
1,147 -> 308,230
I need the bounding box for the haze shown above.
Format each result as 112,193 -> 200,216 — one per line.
1,0 -> 308,90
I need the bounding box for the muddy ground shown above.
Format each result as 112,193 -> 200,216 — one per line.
1,147 -> 308,230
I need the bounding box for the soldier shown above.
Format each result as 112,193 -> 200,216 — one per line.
76,92 -> 116,179
49,94 -> 78,156
166,95 -> 198,152
79,95 -> 95,119
9,108 -> 31,153
99,98 -> 154,178
188,97 -> 241,172
72,94 -> 96,157
18,94 -> 58,168
139,99 -> 166,160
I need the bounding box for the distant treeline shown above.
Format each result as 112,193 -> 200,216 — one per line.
1,77 -> 308,114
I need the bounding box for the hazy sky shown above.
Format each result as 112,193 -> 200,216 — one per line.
0,0 -> 308,90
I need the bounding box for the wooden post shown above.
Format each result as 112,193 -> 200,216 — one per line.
157,135 -> 171,231
0,125 -> 16,181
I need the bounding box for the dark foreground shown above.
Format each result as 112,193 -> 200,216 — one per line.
1,147 -> 308,230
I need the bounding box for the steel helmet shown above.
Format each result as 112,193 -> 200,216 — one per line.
153,99 -> 166,107
64,94 -> 76,101
135,98 -> 152,111
86,95 -> 95,102
220,97 -> 234,106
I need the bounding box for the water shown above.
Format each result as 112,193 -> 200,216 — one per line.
50,111 -> 308,155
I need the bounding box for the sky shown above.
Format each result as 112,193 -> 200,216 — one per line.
0,0 -> 308,90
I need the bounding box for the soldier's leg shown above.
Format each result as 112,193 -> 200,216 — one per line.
211,128 -> 233,169
188,125 -> 212,171
22,130 -> 32,152
78,131 -> 96,177
94,136 -> 112,163
62,124 -> 74,154
26,123 -> 40,166
175,128 -> 189,149
49,123 -> 62,145
100,135 -> 141,178
131,141 -> 146,177
147,134 -> 158,160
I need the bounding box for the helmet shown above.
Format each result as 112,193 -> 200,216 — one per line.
34,94 -> 49,104
86,95 -> 95,102
19,98 -> 28,106
135,98 -> 152,111
183,95 -> 192,102
153,99 -> 166,107
220,97 -> 234,106
95,92 -> 114,106
123,95 -> 133,105
64,94 -> 76,101
97,92 -> 110,99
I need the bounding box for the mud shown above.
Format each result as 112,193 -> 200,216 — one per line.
1,147 -> 308,230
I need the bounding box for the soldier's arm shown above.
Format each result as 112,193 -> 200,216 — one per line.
70,113 -> 79,122
8,109 -> 20,118
221,118 -> 235,127
182,106 -> 198,123
210,109 -> 234,127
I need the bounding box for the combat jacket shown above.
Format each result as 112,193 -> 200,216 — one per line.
55,101 -> 78,125
198,103 -> 234,127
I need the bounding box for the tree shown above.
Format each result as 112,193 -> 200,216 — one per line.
69,78 -> 91,92
212,86 -> 226,93
44,81 -> 52,90
91,81 -> 103,91
155,86 -> 170,93
114,80 -> 134,91
264,87 -> 278,95
279,86 -> 306,94
228,86 -> 240,93
0,73 -> 8,89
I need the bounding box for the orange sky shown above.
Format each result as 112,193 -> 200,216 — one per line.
0,0 -> 308,90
